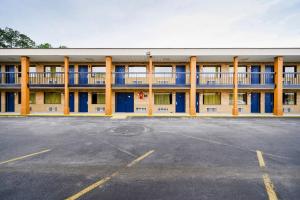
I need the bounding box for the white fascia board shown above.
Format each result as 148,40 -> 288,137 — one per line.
0,48 -> 300,56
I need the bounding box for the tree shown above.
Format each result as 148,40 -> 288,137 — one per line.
0,27 -> 67,48
0,27 -> 35,48
36,43 -> 52,48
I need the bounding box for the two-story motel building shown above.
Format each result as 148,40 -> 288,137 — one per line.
0,48 -> 299,116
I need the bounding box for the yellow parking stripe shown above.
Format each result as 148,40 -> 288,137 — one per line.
65,150 -> 154,200
256,150 -> 266,168
127,150 -> 154,167
0,149 -> 51,165
263,174 -> 279,200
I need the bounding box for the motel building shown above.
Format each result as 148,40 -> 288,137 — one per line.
0,48 -> 299,116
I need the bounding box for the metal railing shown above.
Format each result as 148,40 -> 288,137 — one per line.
152,72 -> 190,85
29,72 -> 64,85
112,72 -> 148,85
0,72 -> 21,84
197,72 -> 233,85
283,72 -> 300,85
69,72 -> 105,85
237,72 -> 274,85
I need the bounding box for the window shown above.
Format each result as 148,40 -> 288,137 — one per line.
44,92 -> 61,104
44,66 -> 62,78
203,66 -> 221,73
128,66 -> 147,77
154,93 -> 172,105
203,66 -> 221,78
30,93 -> 36,104
283,93 -> 296,105
91,66 -> 105,77
284,66 -> 296,73
229,66 -> 247,73
284,66 -> 297,78
18,92 -> 36,104
203,93 -> 221,105
229,93 -> 247,105
92,93 -> 105,104
154,66 -> 172,77
29,66 -> 36,73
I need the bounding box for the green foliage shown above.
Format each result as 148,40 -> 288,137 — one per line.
0,27 -> 67,48
36,43 -> 52,48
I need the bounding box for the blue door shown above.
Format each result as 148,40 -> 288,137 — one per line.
79,92 -> 88,112
196,65 -> 200,85
78,65 -> 88,85
251,93 -> 260,113
115,92 -> 134,112
115,66 -> 125,85
176,65 -> 186,85
69,92 -> 74,112
265,93 -> 274,113
251,65 -> 260,84
5,65 -> 15,84
176,92 -> 185,113
265,65 -> 274,84
69,65 -> 75,85
196,92 -> 199,113
6,92 -> 15,112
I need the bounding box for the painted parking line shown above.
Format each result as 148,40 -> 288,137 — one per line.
256,150 -> 266,168
0,149 -> 51,165
256,150 -> 278,200
65,149 -> 155,200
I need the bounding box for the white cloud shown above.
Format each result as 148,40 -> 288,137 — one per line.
1,0 -> 300,47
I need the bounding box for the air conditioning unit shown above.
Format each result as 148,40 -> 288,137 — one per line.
158,107 -> 168,112
238,108 -> 244,113
96,80 -> 105,84
283,108 -> 291,113
133,80 -> 143,84
96,107 -> 105,112
48,107 -> 58,112
207,81 -> 216,85
158,80 -> 169,84
48,80 -> 58,84
135,107 -> 146,112
207,108 -> 217,112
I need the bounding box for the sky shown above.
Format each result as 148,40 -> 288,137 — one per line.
1,0 -> 300,48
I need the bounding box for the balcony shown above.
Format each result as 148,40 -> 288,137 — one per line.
238,72 -> 274,88
29,72 -> 64,87
152,72 -> 190,88
0,72 -> 21,88
112,72 -> 148,87
283,72 -> 300,88
69,72 -> 105,87
197,72 -> 233,88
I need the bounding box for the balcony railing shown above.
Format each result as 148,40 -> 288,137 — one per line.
152,72 -> 190,86
29,72 -> 64,85
237,72 -> 274,86
283,72 -> 300,86
69,72 -> 105,86
197,72 -> 233,86
0,72 -> 21,85
112,72 -> 148,86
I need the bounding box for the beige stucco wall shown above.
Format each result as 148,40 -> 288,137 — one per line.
30,91 -> 64,113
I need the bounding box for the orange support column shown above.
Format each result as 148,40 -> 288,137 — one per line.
274,56 -> 283,116
148,56 -> 153,116
20,56 -> 30,115
232,56 -> 239,116
189,56 -> 197,116
105,56 -> 112,115
64,56 -> 70,115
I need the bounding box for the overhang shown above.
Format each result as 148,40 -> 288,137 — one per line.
0,48 -> 300,62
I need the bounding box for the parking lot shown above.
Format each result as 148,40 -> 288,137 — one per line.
0,117 -> 299,200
